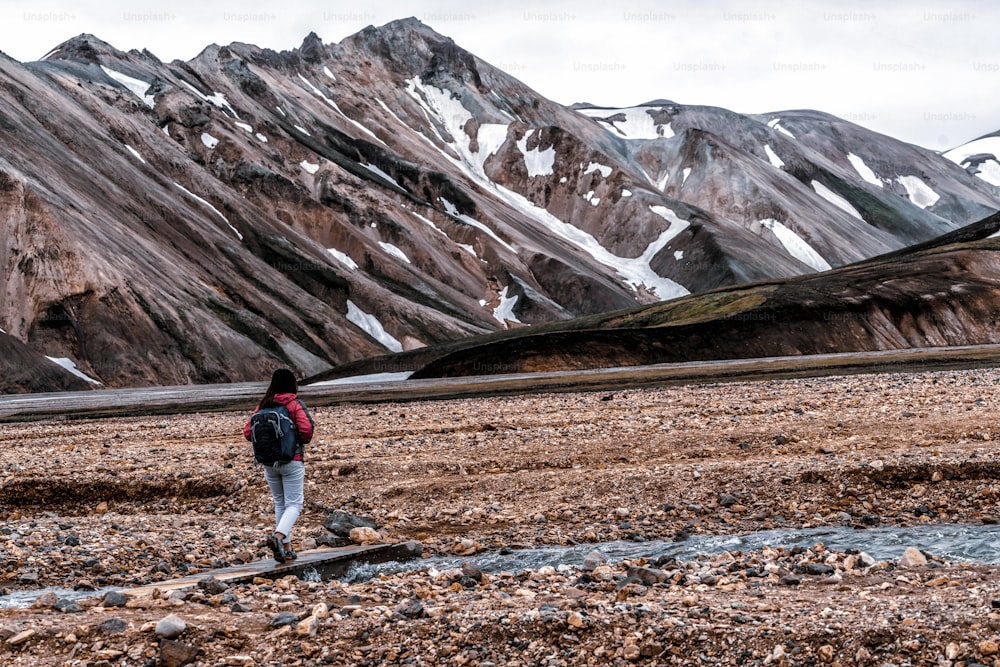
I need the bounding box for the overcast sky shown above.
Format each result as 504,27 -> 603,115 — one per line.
2,0 -> 997,151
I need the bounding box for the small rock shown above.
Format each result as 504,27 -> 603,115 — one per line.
582,550 -> 607,571
197,576 -> 229,596
979,639 -> 998,656
96,501 -> 109,514
6,629 -> 35,645
269,611 -> 299,627
452,538 -> 477,556
98,617 -> 128,634
155,614 -> 187,639
779,574 -> 801,586
395,599 -> 424,619
818,644 -> 834,662
160,639 -> 199,667
626,566 -> 667,586
899,547 -> 927,568
804,563 -> 835,576
567,611 -> 585,628
623,642 -> 640,660
102,591 -> 128,607
296,615 -> 319,637
349,526 -> 382,544
718,494 -> 738,507
461,562 -> 483,581
323,511 -> 376,538
33,591 -> 58,608
222,656 -> 255,667
53,598 -> 82,613
946,642 -> 962,660
311,602 -> 329,620
870,460 -> 884,471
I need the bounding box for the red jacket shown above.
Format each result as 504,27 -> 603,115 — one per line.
244,393 -> 315,459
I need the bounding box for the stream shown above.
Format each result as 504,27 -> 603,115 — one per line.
3,523 -> 998,609
339,522 -> 1000,583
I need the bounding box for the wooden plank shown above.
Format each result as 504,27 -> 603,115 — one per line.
125,542 -> 420,598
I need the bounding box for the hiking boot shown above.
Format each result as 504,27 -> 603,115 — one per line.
283,546 -> 298,561
266,533 -> 286,563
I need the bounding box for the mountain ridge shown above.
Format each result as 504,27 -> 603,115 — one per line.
2,19 -> 999,392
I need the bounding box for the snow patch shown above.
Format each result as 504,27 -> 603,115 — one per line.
201,133 -> 219,149
674,250 -> 684,260
300,161 -> 319,174
346,300 -> 402,353
255,133 -> 268,143
577,106 -> 675,140
379,241 -> 411,264
124,144 -> 146,164
439,198 -> 516,253
173,182 -> 243,241
492,286 -> 521,327
298,74 -> 384,144
811,180 -> 863,220
767,118 -> 795,138
294,124 -> 311,136
681,168 -> 691,185
361,162 -> 399,185
584,161 -> 613,178
323,66 -> 336,81
621,189 -> 632,197
760,218 -> 831,272
764,144 -> 784,169
405,79 -> 685,298
180,81 -> 239,118
101,66 -> 155,108
46,356 -> 101,385
897,175 -> 940,208
327,248 -> 357,270
517,129 -> 556,177
410,210 -> 447,237
234,121 -> 253,133
847,153 -> 882,187
943,137 -> 1000,186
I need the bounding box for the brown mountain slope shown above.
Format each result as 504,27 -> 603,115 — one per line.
390,212 -> 1000,378
2,20 -> 998,391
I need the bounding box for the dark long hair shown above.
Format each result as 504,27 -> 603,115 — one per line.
260,368 -> 298,408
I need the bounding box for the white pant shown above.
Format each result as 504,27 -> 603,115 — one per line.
263,460 -> 304,544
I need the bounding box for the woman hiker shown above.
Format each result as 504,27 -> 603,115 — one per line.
243,368 -> 315,563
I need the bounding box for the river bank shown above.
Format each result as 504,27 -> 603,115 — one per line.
2,368 -> 1000,665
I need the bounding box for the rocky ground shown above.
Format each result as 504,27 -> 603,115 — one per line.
2,368 -> 1000,666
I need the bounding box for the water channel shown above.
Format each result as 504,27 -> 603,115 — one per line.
3,523 -> 998,609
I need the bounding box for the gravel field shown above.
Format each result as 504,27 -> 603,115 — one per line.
2,368 -> 1000,665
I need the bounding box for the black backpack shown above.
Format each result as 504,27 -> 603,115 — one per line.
249,405 -> 298,465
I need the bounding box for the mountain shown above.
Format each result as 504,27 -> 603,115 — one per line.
944,131 -> 1000,187
2,19 -> 998,391
334,212 -> 1000,380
